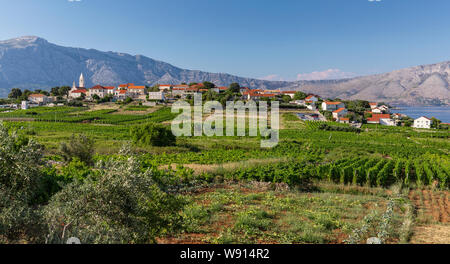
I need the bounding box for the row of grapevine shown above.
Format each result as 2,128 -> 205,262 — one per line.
316,154 -> 449,189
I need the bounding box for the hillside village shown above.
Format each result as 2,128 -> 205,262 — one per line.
1,73 -> 448,130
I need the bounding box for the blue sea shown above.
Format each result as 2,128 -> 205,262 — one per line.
394,106 -> 450,123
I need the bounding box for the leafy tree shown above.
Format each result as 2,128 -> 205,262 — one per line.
92,94 -> 100,101
431,117 -> 441,129
44,147 -> 186,244
59,86 -> 71,96
229,83 -> 241,93
203,89 -> 218,101
131,123 -> 176,147
8,88 -> 22,99
124,97 -> 133,104
281,95 -> 292,103
293,91 -> 307,100
50,87 -> 60,96
148,85 -> 159,92
19,90 -> 33,101
202,81 -> 215,89
60,134 -> 95,165
0,123 -> 46,243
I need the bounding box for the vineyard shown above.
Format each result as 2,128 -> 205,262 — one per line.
1,104 -> 449,244
314,153 -> 449,189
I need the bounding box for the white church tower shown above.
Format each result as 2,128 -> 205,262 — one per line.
71,81 -> 77,92
79,73 -> 85,88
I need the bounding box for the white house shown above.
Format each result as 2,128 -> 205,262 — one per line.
307,104 -> 316,110
322,101 -> 345,111
148,91 -> 165,101
104,86 -> 116,96
379,105 -> 390,114
281,91 -> 297,99
127,86 -> 147,100
159,84 -> 172,92
413,116 -> 433,129
114,89 -> 128,101
21,101 -> 29,110
88,85 -> 107,99
69,89 -> 87,99
380,118 -> 396,126
372,107 -> 384,114
28,94 -> 50,105
332,108 -> 348,120
369,102 -> 378,109
305,95 -> 319,103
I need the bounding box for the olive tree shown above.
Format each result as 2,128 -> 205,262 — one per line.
0,122 -> 46,243
44,146 -> 186,244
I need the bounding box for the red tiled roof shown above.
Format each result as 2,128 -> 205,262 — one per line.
185,88 -> 199,91
340,118 -> 350,121
119,83 -> 135,88
119,90 -> 127,94
367,114 -> 391,123
29,94 -> 44,97
174,85 -> 189,89
369,102 -> 378,106
128,86 -> 145,89
71,89 -> 87,93
324,101 -> 343,105
218,87 -> 228,90
333,108 -> 347,113
282,91 -> 296,94
305,95 -> 316,100
103,86 -> 115,90
91,85 -> 105,90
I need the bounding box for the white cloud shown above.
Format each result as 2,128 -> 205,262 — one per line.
259,74 -> 286,81
296,69 -> 356,81
260,69 -> 357,82
68,0 -> 82,2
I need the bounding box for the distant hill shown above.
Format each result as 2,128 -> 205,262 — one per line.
281,62 -> 450,106
0,36 -> 448,106
0,36 -> 290,96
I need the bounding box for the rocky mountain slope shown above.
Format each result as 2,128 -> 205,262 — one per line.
0,36 -> 448,106
282,62 -> 450,106
0,36 -> 289,96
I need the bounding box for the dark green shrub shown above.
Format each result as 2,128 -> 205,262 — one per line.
60,134 -> 95,165
130,123 -> 176,147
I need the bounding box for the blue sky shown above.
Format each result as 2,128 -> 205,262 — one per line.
1,0 -> 449,81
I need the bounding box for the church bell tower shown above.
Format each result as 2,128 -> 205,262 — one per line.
79,73 -> 85,88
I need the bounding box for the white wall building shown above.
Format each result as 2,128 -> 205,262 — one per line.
21,101 -> 29,110
413,116 -> 433,129
159,85 -> 172,92
88,85 -> 107,99
322,101 -> 345,111
332,108 -> 348,120
148,92 -> 165,101
28,94 -> 50,105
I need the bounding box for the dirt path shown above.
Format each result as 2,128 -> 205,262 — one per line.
409,189 -> 450,244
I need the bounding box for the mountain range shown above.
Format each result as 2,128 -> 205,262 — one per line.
0,36 -> 448,106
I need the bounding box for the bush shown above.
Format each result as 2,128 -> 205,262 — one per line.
44,148 -> 186,244
130,123 -> 176,147
60,134 -> 95,165
0,123 -> 46,243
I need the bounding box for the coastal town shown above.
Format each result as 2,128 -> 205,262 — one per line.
1,73 -> 447,130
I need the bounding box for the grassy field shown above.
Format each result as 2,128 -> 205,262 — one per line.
1,104 -> 449,244
159,182 -> 410,244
